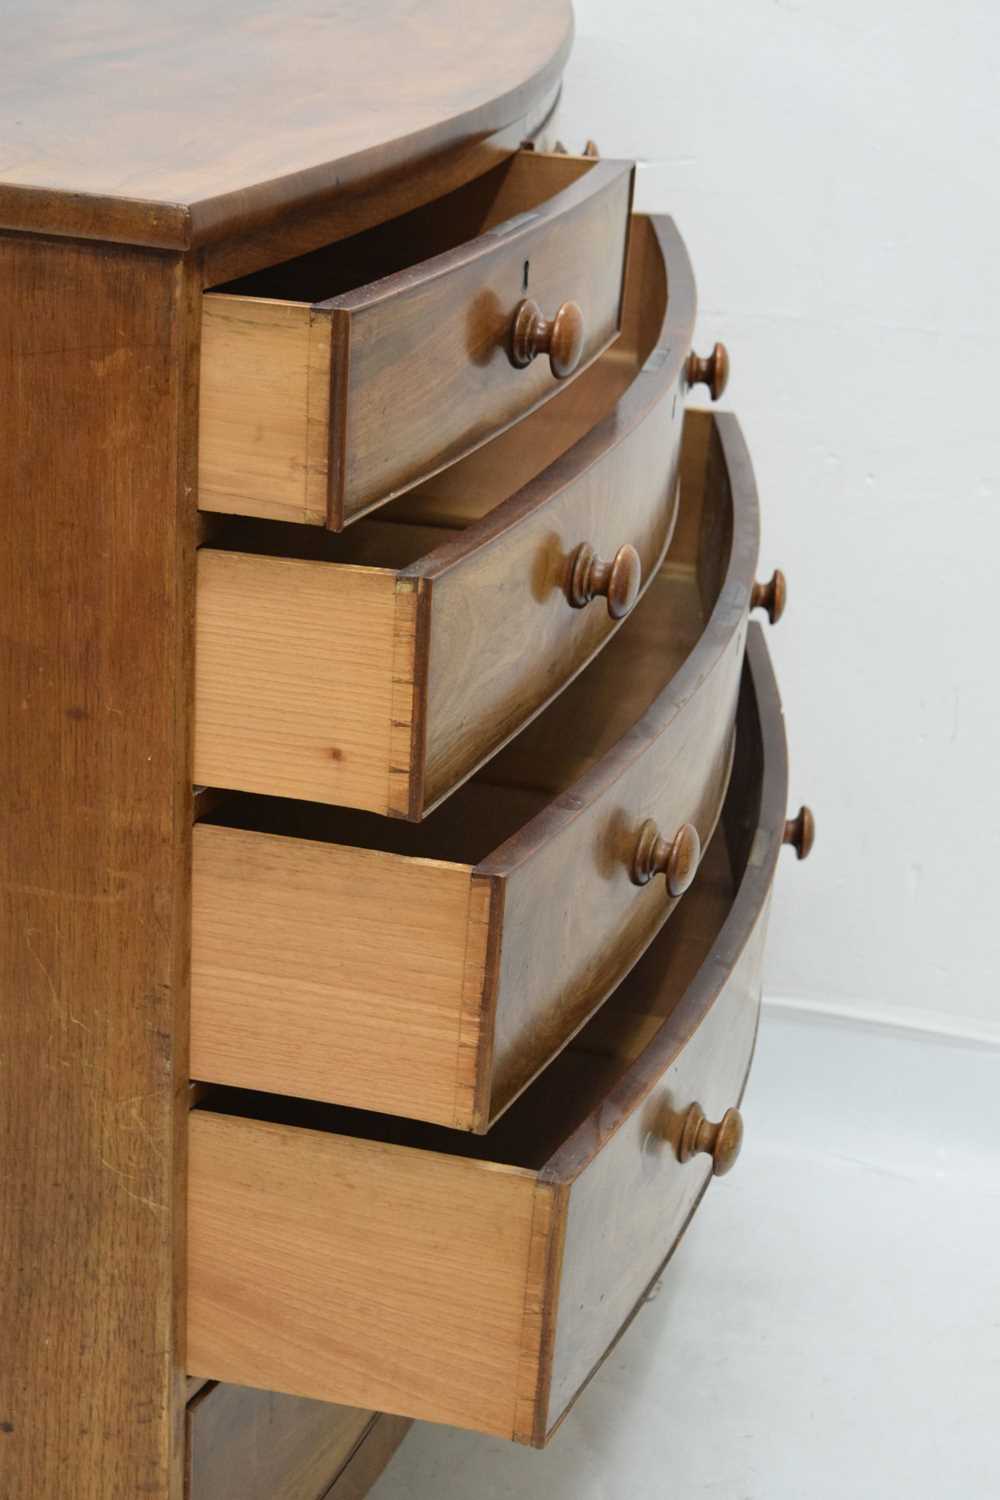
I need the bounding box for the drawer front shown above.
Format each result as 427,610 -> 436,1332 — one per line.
188,627 -> 798,1443
484,410 -> 758,1117
329,158 -> 634,525
534,623 -> 795,1443
200,153 -> 633,530
487,632 -> 742,1114
543,881 -> 768,1432
194,213 -> 695,820
419,361 -> 683,811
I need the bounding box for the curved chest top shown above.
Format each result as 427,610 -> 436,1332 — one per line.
1,0 -> 572,250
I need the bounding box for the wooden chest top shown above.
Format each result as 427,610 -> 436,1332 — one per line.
0,0 -> 572,248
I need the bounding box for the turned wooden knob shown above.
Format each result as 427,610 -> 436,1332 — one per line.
686,341 -> 730,401
567,542 -> 641,620
751,569 -> 787,624
631,820 -> 701,896
675,1103 -> 743,1176
783,805 -> 815,860
510,298 -> 585,378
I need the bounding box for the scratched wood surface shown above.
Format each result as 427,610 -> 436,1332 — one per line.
0,236 -> 198,1496
0,0 -> 572,247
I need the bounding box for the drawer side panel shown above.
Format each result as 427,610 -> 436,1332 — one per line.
194,551 -> 401,812
188,1115 -> 543,1437
200,297 -> 330,525
191,827 -> 483,1127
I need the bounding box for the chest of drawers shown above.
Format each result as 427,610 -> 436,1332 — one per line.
1,4 -> 811,1496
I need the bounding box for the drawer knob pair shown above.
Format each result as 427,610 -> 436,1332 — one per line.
509,298 -> 585,378
751,569 -> 787,624
686,341 -> 730,401
783,805 -> 815,860
567,541 -> 641,620
631,819 -> 701,897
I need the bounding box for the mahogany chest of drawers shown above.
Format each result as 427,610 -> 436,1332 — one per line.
0,3 -> 811,1495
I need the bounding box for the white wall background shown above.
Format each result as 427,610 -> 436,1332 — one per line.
552,0 -> 1000,1040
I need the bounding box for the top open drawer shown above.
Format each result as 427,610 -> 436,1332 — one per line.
199,152 -> 634,529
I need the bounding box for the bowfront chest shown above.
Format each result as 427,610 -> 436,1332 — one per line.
0,4 -> 812,1495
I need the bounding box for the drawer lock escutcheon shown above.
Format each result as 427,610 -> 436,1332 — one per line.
509,297 -> 585,378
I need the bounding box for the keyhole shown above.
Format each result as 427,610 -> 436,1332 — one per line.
522,259 -> 530,291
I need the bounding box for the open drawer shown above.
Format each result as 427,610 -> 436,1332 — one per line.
191,408 -> 769,1132
188,626 -> 806,1445
199,150 -> 634,529
194,215 -> 708,819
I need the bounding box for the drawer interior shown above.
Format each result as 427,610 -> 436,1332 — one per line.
198,708 -> 754,1169
198,213 -> 666,569
200,405 -> 729,869
210,152 -> 598,303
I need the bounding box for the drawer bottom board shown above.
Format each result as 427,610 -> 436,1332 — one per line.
187,1379 -> 410,1500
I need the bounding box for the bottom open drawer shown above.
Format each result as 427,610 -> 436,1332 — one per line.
188,625 -> 796,1446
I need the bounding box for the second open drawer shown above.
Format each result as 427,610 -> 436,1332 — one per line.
191,409 -> 764,1132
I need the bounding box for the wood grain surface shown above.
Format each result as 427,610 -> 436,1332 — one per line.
1,0 -> 573,248
193,215 -> 692,819
538,622 -> 791,1439
187,1118 -> 557,1438
199,295 -> 334,526
187,625 -> 790,1444
197,111 -> 562,289
187,1382 -> 375,1500
478,409 -> 758,1116
200,153 -> 633,526
319,1414 -> 412,1500
389,207 -> 673,529
326,155 -> 631,525
0,236 -> 198,1495
190,402 -> 754,1133
193,552 -> 406,812
191,827 -> 496,1127
542,874 -> 769,1436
